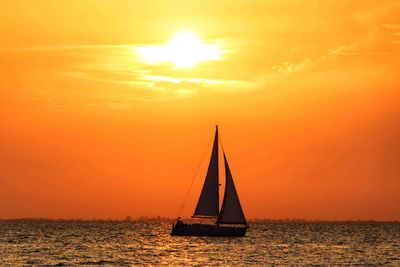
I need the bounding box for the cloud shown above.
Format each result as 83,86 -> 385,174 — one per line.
0,41 -> 256,98
106,103 -> 131,110
328,45 -> 369,55
272,58 -> 312,73
0,44 -> 134,52
325,2 -> 400,58
81,102 -> 131,110
381,24 -> 400,29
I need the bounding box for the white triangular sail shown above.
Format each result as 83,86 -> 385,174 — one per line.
217,153 -> 247,225
193,127 -> 219,217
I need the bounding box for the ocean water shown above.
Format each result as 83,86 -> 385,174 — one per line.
1,220 -> 399,266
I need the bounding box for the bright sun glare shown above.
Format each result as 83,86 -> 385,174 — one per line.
136,32 -> 222,68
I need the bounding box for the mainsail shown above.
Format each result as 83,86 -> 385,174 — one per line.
193,126 -> 219,217
217,153 -> 247,225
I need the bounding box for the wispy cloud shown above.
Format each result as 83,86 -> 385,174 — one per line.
327,45 -> 382,56
381,24 -> 400,29
272,58 -> 312,73
1,40 -> 254,100
106,103 -> 131,110
0,44 -> 135,52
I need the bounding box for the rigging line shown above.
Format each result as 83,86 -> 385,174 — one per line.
177,129 -> 214,218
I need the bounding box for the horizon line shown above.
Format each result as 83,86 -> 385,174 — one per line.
0,217 -> 399,223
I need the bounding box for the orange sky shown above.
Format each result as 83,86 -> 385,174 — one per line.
1,0 -> 399,220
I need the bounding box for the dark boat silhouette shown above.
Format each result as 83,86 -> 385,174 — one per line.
171,126 -> 248,237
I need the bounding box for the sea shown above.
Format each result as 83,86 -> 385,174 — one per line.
1,220 -> 399,266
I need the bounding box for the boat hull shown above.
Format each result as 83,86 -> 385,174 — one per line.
171,223 -> 247,237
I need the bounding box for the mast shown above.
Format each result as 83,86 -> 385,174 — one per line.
193,126 -> 219,217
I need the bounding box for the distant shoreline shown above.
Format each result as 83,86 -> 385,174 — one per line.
0,218 -> 398,223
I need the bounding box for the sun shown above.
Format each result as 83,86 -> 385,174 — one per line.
136,31 -> 222,68
166,32 -> 219,68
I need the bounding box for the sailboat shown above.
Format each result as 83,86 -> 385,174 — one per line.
171,126 -> 248,237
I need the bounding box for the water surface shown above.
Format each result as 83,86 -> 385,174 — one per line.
1,220 -> 399,266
